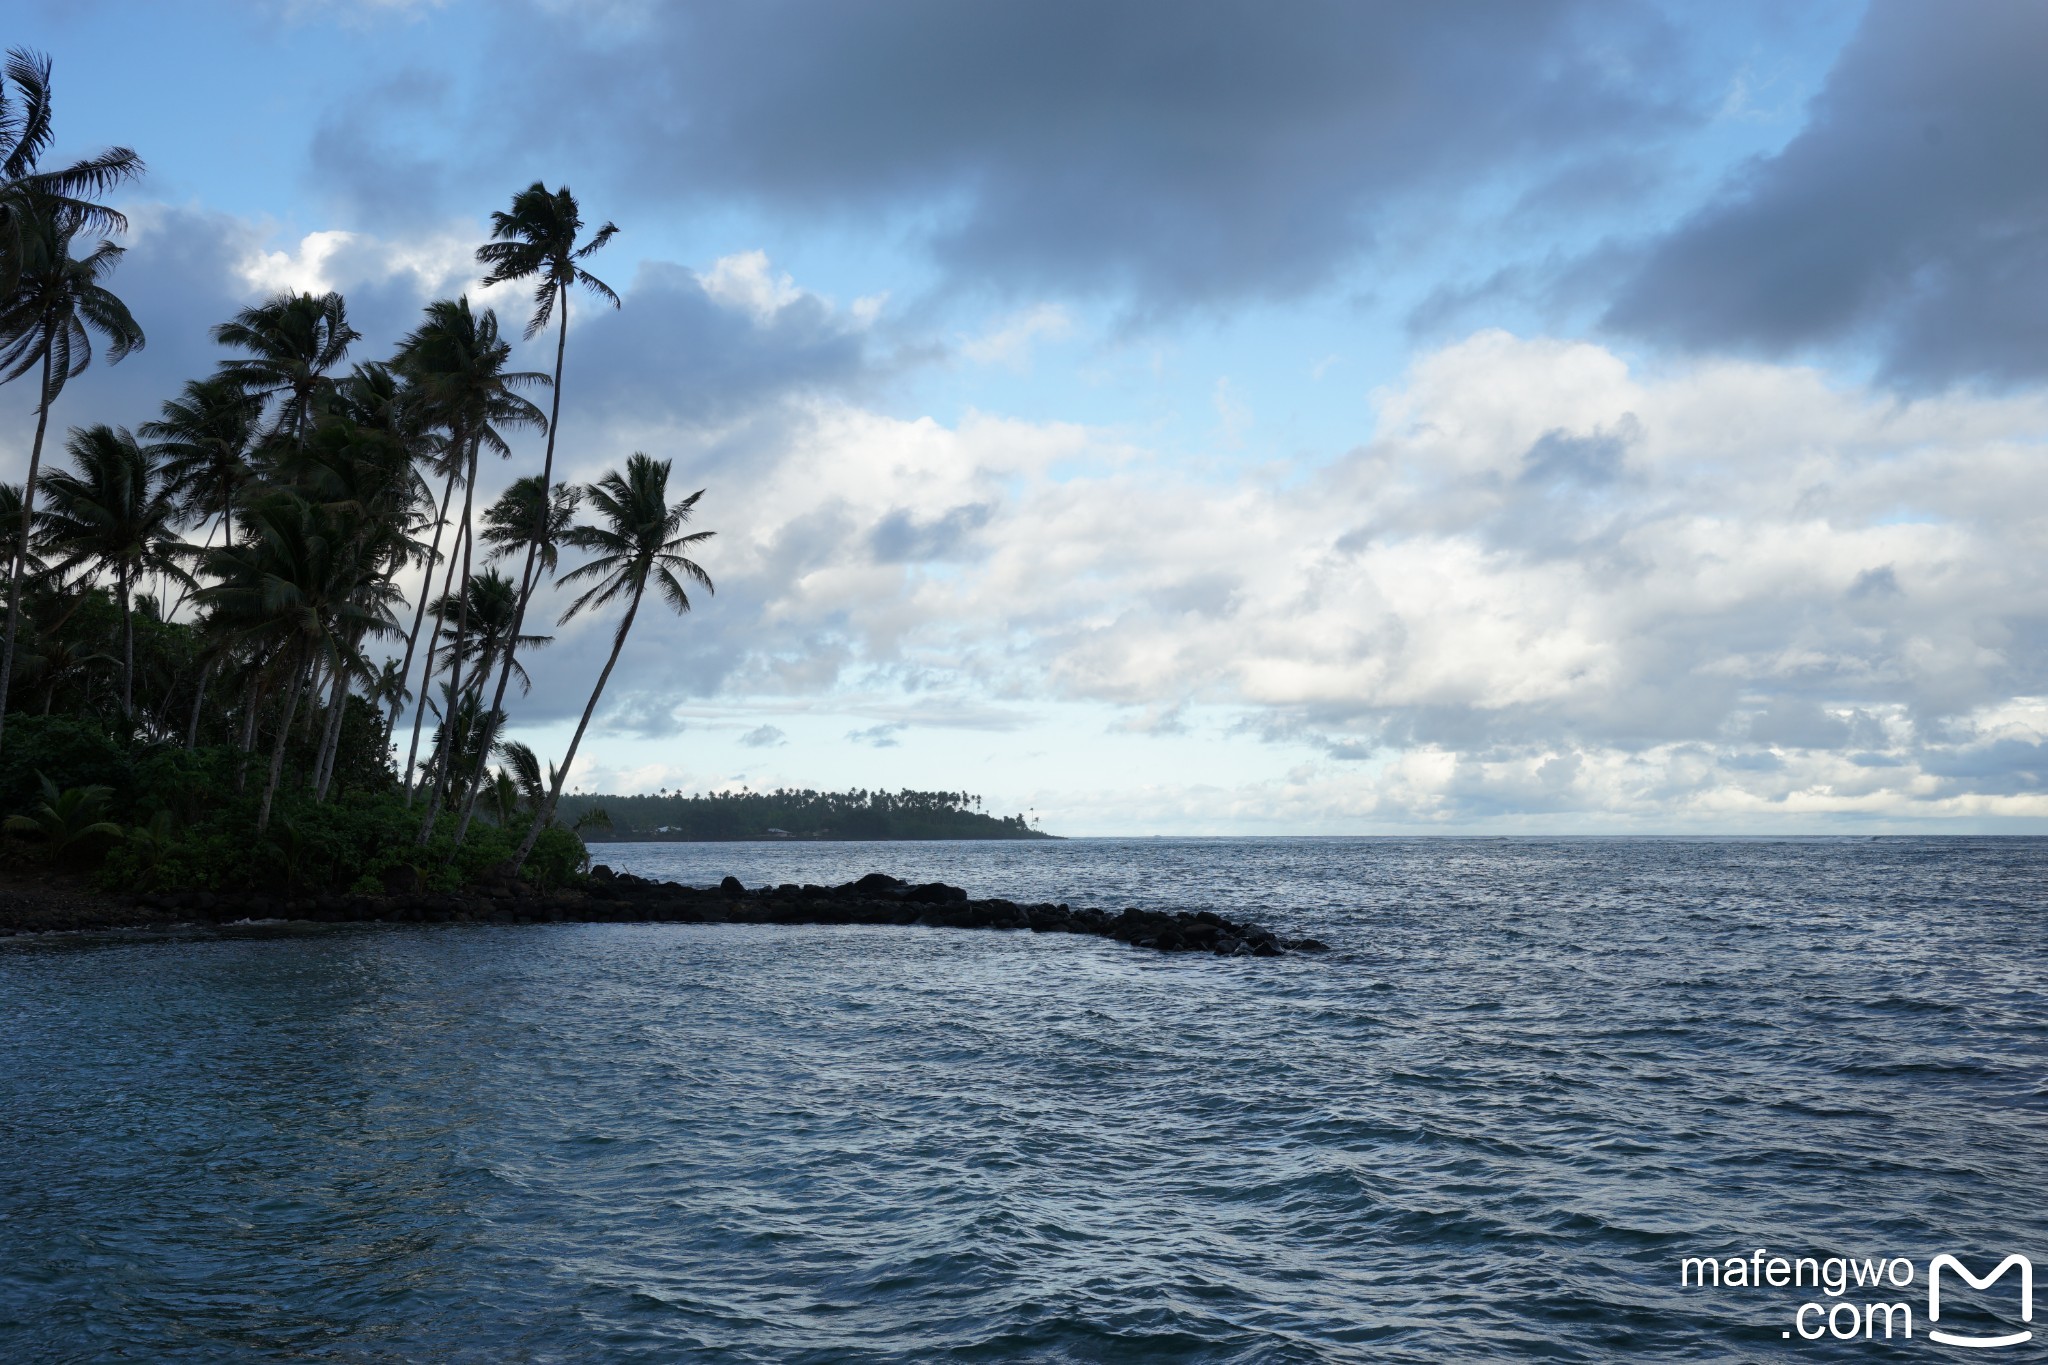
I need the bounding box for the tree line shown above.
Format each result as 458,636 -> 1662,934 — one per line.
553,788 -> 1050,842
0,46 -> 710,885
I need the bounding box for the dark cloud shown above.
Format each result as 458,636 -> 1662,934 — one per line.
315,0 -> 1704,311
868,502 -> 993,564
562,262 -> 874,432
1606,0 -> 2048,387
1519,419 -> 1636,489
0,207 -> 251,439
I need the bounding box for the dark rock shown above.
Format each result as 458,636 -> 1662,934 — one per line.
718,875 -> 745,896
589,864 -> 614,882
380,865 -> 422,895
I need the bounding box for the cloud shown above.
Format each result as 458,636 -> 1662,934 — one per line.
558,256 -> 878,436
502,328 -> 2048,822
1606,0 -> 2048,387
739,724 -> 787,748
961,304 -> 1070,368
847,723 -> 907,748
315,0 -> 1707,311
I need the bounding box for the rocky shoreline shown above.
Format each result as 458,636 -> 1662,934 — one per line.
2,867 -> 1329,956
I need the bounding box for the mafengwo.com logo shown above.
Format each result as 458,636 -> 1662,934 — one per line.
1680,1249 -> 2033,1346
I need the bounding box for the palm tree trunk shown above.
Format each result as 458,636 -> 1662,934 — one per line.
167,499 -> 230,622
511,579 -> 642,873
186,654 -> 214,748
235,669 -> 261,793
313,655 -> 349,801
0,343 -> 56,759
403,515 -> 468,802
258,645 -> 308,833
417,440 -> 481,842
390,464 -> 459,738
119,566 -> 134,723
455,298 -> 572,850
299,659 -> 321,744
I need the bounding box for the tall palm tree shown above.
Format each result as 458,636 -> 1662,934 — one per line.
36,424 -> 188,723
0,47 -> 144,292
468,186 -> 616,832
511,453 -> 711,872
448,474 -> 581,844
390,296 -> 547,837
279,417 -> 428,800
211,290 -> 359,447
0,204 -> 142,755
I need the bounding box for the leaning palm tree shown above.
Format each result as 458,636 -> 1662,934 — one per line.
390,296 -> 547,836
37,424 -> 189,723
448,474 -> 581,844
466,186 -> 615,833
0,203 -> 143,756
0,48 -> 144,292
510,454 -> 711,873
211,290 -> 359,447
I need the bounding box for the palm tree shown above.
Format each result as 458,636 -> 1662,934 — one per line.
430,567 -> 552,696
495,738 -> 548,813
482,474 -> 581,579
0,204 -> 143,756
390,296 -> 547,836
4,773 -> 122,862
211,290 -> 359,446
0,48 -> 144,292
511,454 -> 711,872
140,377 -> 261,561
468,185 -> 616,835
448,474 -> 581,844
37,424 -> 189,723
192,488 -> 401,831
277,417 -> 426,801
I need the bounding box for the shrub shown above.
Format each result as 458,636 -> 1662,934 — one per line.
95,787 -> 588,896
0,716 -> 132,816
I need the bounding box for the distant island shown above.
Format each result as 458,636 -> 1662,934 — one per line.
556,788 -> 1057,841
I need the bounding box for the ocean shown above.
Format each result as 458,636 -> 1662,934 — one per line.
3,837 -> 2043,1360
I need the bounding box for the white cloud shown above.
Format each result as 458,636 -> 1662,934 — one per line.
537,329 -> 2048,826
700,250 -> 804,324
232,224 -> 487,302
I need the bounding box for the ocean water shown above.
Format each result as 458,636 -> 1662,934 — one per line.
2,837 -> 2044,1362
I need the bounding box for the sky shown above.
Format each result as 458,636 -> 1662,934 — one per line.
4,0 -> 2046,834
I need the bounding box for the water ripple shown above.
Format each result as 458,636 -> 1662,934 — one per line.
2,837 -> 2044,1361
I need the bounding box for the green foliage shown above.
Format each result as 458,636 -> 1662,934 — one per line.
95,782 -> 587,895
4,773 -> 124,863
554,787 -> 1049,841
0,713 -> 131,813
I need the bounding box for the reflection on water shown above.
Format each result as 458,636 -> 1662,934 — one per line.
3,838 -> 2044,1361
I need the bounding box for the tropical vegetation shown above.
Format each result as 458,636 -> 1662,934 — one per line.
0,45 -> 709,896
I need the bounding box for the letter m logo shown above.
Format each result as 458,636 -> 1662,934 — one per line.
1929,1254 -> 2033,1349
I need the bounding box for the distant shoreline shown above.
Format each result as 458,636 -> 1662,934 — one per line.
555,788 -> 1054,842
584,832 -> 1062,843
